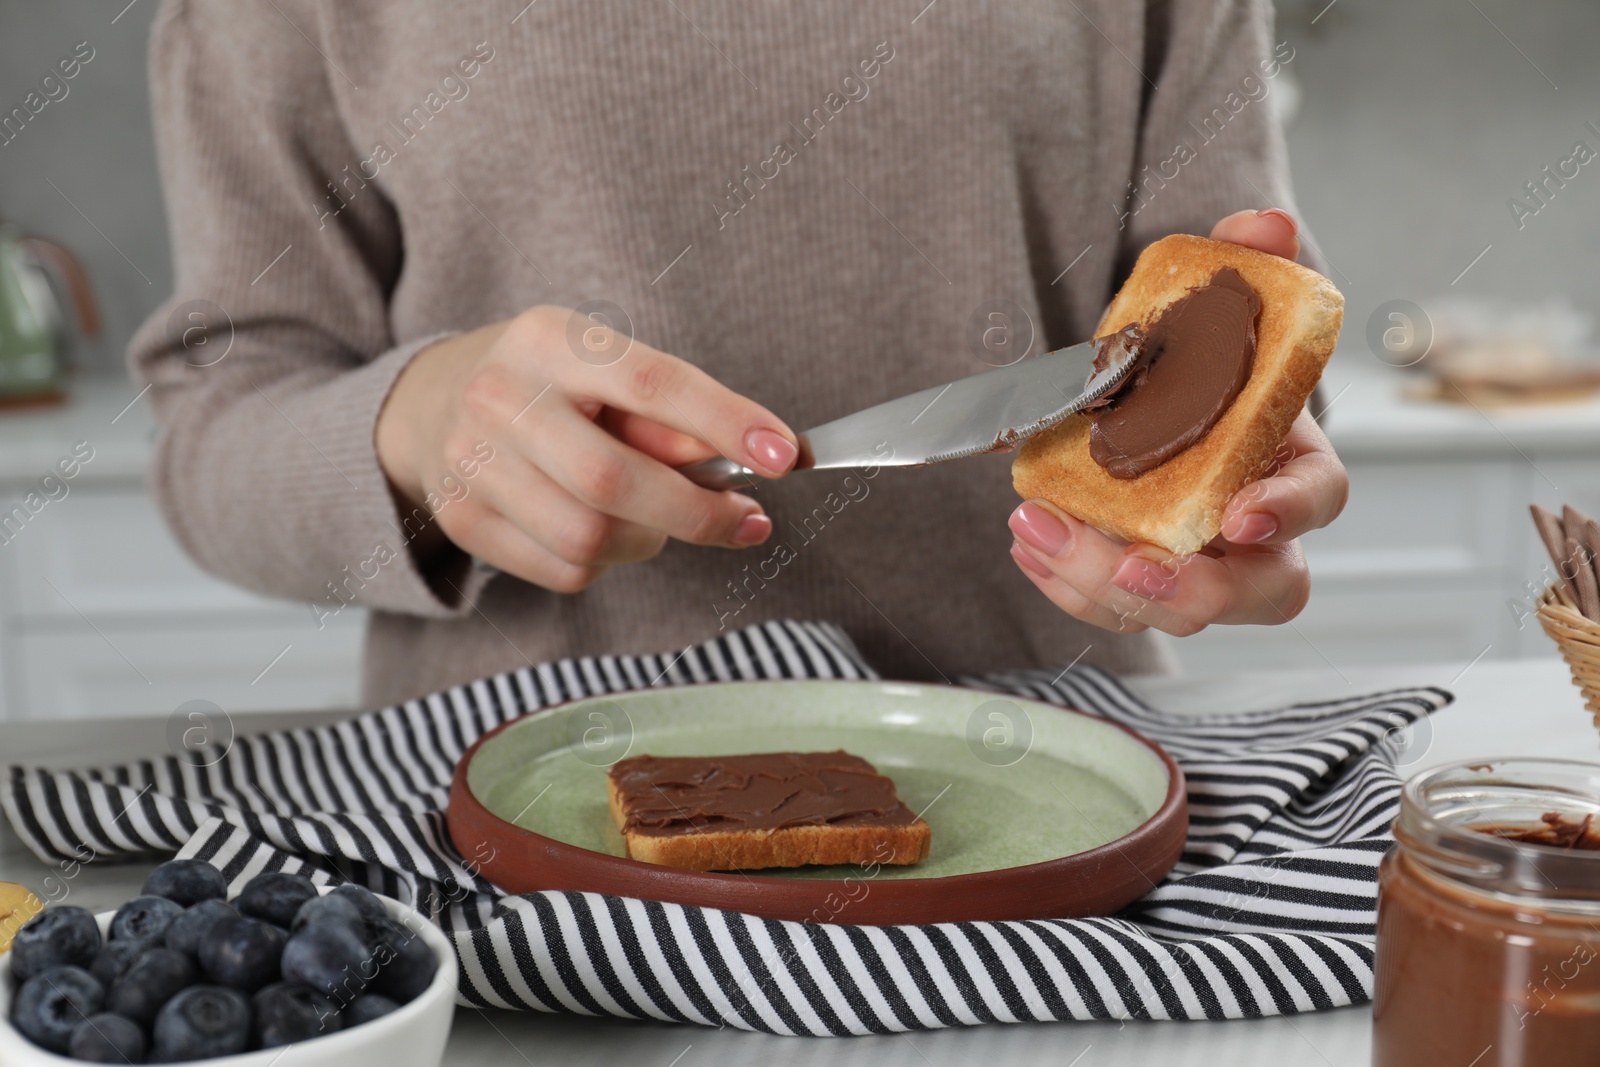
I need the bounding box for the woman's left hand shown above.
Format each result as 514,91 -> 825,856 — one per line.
1006,208 -> 1349,636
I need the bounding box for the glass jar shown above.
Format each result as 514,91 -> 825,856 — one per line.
1373,758 -> 1600,1066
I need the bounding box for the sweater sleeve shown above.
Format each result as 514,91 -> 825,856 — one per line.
1114,0 -> 1326,280
128,0 -> 490,617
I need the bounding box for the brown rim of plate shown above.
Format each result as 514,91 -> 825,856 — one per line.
446,681 -> 1189,925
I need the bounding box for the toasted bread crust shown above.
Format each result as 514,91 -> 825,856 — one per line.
1012,234 -> 1343,554
606,776 -> 931,871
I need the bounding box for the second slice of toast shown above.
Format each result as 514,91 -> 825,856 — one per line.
1013,234 -> 1343,555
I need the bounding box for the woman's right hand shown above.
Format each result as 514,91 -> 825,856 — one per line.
375,306 -> 799,593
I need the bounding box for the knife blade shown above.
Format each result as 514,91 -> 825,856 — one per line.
678,328 -> 1142,490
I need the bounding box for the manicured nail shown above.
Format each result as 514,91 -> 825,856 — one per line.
1228,512 -> 1279,544
1254,208 -> 1298,235
1112,558 -> 1178,601
1011,542 -> 1055,579
1009,502 -> 1072,556
731,512 -> 772,547
745,429 -> 798,475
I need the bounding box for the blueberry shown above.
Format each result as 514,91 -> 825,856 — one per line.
68,1012 -> 147,1063
88,936 -> 152,988
197,915 -> 285,993
10,906 -> 101,981
291,893 -> 365,937
343,993 -> 401,1027
143,859 -> 228,907
251,981 -> 342,1048
234,871 -> 318,928
9,965 -> 105,1054
152,985 -> 250,1062
108,946 -> 199,1027
330,883 -> 390,933
367,916 -> 438,1004
164,899 -> 237,958
110,895 -> 184,943
280,922 -> 371,1003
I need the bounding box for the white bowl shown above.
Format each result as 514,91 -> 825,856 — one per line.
0,888 -> 457,1067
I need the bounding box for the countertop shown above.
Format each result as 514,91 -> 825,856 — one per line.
8,362 -> 1600,485
1316,353 -> 1600,460
3,656 -> 1595,1066
0,374 -> 155,483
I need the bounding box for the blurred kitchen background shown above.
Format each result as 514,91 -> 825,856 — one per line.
0,0 -> 1598,719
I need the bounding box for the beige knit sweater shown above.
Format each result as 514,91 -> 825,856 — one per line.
130,0 -> 1309,707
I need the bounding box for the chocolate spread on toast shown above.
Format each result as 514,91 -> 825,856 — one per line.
609,751 -> 922,836
1087,267 -> 1261,479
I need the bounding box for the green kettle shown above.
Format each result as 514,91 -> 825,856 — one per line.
0,224 -> 100,407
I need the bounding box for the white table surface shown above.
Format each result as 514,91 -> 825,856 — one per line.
3,656 -> 1595,1065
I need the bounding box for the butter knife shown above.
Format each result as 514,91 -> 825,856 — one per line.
678,328 -> 1142,490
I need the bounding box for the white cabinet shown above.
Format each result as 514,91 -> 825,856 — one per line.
1297,459 -> 1517,582
14,621 -> 363,721
0,489 -> 367,719
1174,456 -> 1565,675
12,489 -> 291,618
1173,364 -> 1600,676
0,378 -> 365,721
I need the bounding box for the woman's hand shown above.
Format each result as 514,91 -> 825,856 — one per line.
1006,209 -> 1349,636
376,306 -> 798,593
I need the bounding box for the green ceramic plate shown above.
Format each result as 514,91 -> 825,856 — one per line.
450,680 -> 1187,924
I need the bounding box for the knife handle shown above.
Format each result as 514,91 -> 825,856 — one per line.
676,457 -> 764,490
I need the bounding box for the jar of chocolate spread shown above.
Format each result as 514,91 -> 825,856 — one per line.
1373,758 -> 1600,1066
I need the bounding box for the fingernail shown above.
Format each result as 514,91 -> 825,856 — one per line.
1009,501 -> 1072,556
745,429 -> 798,475
1254,208 -> 1298,235
1227,512 -> 1278,544
731,512 -> 772,547
1112,557 -> 1178,601
1011,542 -> 1055,579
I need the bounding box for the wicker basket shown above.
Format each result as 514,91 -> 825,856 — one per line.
1537,583 -> 1600,727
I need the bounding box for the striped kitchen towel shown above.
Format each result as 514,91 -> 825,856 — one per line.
3,620 -> 1451,1035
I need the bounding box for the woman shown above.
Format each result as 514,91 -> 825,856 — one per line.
130,0 -> 1345,706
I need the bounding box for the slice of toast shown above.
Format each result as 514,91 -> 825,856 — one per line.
607,752 -> 931,871
1013,234 -> 1343,554
0,881 -> 44,955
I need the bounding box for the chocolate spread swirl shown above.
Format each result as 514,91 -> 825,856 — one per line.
1476,810 -> 1600,850
1088,267 -> 1261,479
609,751 -> 921,836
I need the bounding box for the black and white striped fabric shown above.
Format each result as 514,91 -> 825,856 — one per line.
3,620 -> 1451,1035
